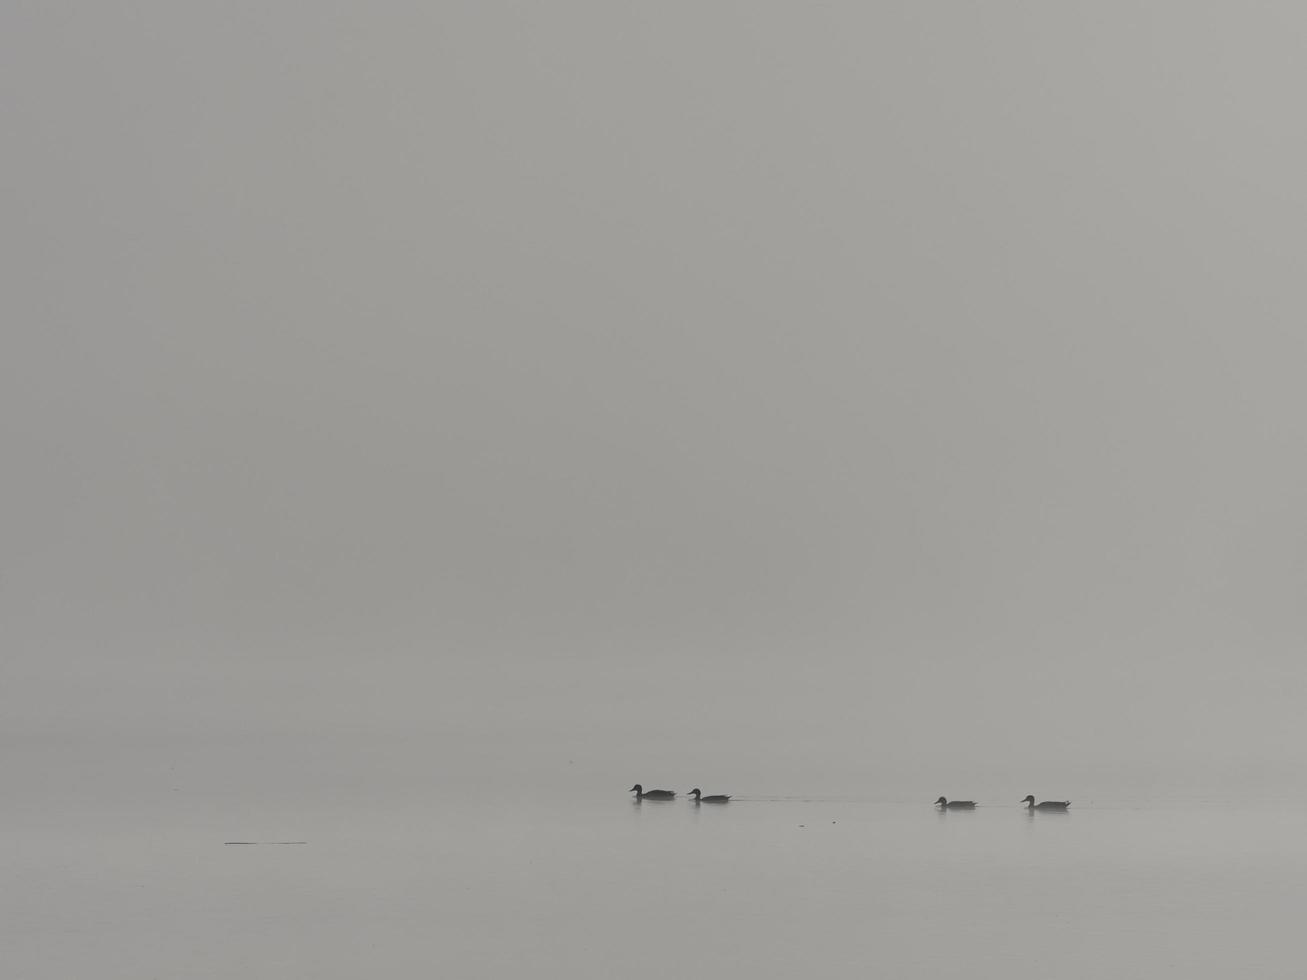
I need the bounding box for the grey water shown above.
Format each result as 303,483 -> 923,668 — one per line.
5,753 -> 1306,979
9,6 -> 1307,975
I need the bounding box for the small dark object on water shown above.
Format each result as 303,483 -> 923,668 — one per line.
631,784 -> 675,800
688,788 -> 731,803
1021,796 -> 1070,810
935,797 -> 977,809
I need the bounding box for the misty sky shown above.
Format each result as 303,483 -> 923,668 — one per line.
4,3 -> 1307,795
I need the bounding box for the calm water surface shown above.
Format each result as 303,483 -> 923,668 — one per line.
4,788 -> 1305,978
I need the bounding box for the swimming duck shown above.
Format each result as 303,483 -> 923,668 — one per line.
934,797 -> 976,809
630,784 -> 676,800
1021,795 -> 1070,810
688,788 -> 731,803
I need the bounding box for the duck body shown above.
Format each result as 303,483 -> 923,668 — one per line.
631,784 -> 676,800
688,788 -> 731,803
1021,795 -> 1070,810
934,797 -> 976,809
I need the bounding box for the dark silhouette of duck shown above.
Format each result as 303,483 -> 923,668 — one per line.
630,784 -> 675,800
934,797 -> 976,809
688,788 -> 731,803
1021,795 -> 1070,810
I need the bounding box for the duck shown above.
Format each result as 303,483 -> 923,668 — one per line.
934,797 -> 976,809
630,784 -> 676,800
1021,795 -> 1070,810
688,788 -> 731,803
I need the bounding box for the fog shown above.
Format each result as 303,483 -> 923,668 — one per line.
5,3 -> 1307,810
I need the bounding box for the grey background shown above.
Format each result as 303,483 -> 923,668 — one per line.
5,3 -> 1306,807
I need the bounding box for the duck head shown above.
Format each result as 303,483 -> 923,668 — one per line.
1020,795 -> 1036,804
630,784 -> 643,794
934,797 -> 948,805
689,789 -> 702,799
